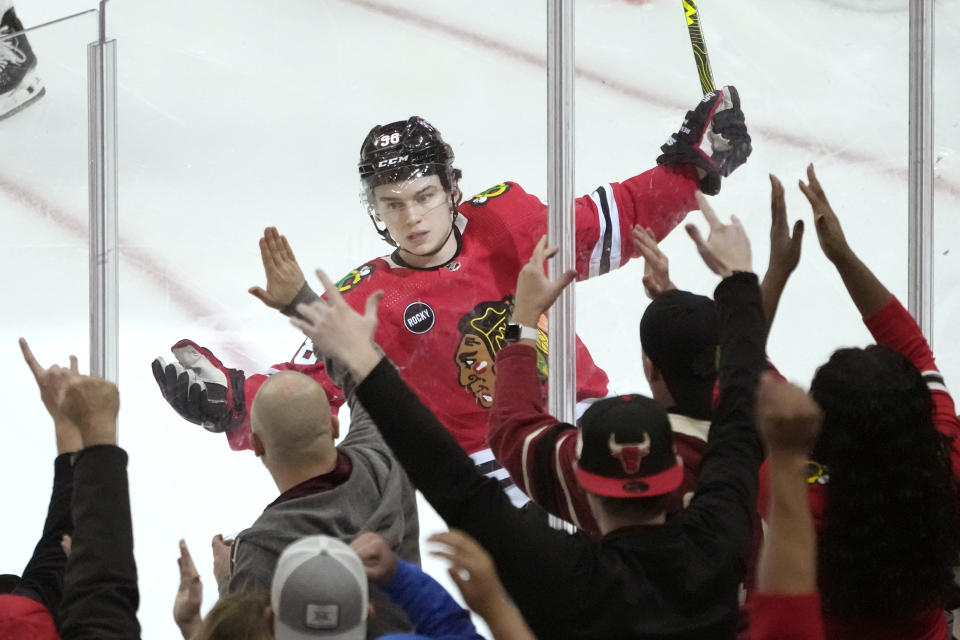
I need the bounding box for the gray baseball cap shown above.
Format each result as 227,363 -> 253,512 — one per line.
272,535 -> 367,640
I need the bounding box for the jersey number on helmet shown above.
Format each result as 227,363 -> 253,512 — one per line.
378,132 -> 402,147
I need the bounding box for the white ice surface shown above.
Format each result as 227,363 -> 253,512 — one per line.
1,0 -> 959,638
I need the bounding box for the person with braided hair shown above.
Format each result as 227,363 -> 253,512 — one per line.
756,165 -> 960,640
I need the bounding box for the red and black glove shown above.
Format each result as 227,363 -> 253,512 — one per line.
151,339 -> 246,433
657,85 -> 751,195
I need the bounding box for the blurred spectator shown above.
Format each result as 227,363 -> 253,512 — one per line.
195,533 -> 491,640
351,531 -> 484,639
291,193 -> 767,638
428,530 -> 535,640
173,540 -> 204,640
749,374 -> 826,640
0,340 -> 80,638
756,166 -> 960,639
489,182 -> 802,536
0,339 -> 139,638
0,575 -> 21,594
196,590 -> 272,640
487,224 -> 723,534
218,367 -> 419,638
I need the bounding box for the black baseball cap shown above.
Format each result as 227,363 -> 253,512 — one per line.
639,290 -> 719,419
576,394 -> 682,498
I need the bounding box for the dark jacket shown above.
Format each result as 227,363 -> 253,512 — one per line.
347,272 -> 766,639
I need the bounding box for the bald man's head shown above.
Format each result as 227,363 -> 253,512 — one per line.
250,371 -> 335,467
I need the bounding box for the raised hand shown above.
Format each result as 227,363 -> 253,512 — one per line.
754,372 -> 822,597
248,227 -> 307,310
798,164 -> 850,264
761,176 -> 804,331
19,337 -> 83,454
798,164 -> 890,317
60,376 -> 120,448
173,539 -> 204,639
685,192 -> 752,277
632,226 -> 676,299
512,235 -> 578,326
350,532 -> 398,585
755,372 -> 823,455
291,270 -> 384,380
767,175 -> 804,279
429,529 -> 510,620
211,534 -> 233,590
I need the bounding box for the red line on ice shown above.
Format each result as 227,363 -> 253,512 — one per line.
0,172 -> 259,370
339,0 -> 960,200
2,0 -> 955,361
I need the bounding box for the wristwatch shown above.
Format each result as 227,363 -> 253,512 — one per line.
505,322 -> 539,343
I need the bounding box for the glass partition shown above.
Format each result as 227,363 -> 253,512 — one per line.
575,0 -> 911,390
2,1 -> 940,637
0,0 -> 97,614
107,1 -> 547,635
934,0 -> 960,400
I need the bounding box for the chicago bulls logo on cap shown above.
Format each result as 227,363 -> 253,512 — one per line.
608,432 -> 651,475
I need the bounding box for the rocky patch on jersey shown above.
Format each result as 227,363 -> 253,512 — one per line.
336,263 -> 376,293
454,296 -> 549,409
403,301 -> 436,335
469,183 -> 511,206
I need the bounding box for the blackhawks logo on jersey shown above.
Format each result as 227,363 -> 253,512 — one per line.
454,295 -> 548,409
336,263 -> 376,293
469,183 -> 511,207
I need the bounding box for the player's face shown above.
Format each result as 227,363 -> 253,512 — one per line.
455,333 -> 496,408
373,174 -> 457,267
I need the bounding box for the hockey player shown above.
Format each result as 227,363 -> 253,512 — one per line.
153,88 -> 752,503
0,4 -> 44,120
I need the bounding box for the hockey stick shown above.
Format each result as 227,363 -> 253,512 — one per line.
682,0 -> 716,95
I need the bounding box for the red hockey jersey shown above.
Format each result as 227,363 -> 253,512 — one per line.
228,164 -> 700,455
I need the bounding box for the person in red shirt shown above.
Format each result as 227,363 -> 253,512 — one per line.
154,92 -> 753,502
4,340 -> 140,639
487,178 -> 803,533
748,374 -> 826,640
756,165 -> 960,640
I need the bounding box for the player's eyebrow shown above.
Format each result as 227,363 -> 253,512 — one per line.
378,185 -> 437,202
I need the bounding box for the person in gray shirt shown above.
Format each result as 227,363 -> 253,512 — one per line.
223,365 -> 419,638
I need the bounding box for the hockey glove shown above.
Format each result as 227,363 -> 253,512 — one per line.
657,85 -> 751,196
151,339 -> 246,433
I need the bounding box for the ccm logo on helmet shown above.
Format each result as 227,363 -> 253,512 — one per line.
377,155 -> 409,168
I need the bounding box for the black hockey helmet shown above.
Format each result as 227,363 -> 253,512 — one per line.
359,116 -> 463,248
358,116 -> 457,191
